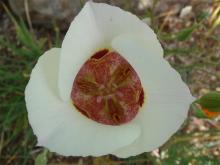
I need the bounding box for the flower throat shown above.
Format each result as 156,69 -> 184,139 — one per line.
71,49 -> 144,125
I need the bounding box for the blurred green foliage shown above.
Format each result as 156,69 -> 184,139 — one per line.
0,4 -> 45,58
0,5 -> 42,165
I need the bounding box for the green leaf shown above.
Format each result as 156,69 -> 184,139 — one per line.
197,92 -> 220,112
35,149 -> 48,165
176,24 -> 198,41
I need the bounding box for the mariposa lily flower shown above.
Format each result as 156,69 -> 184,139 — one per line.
25,2 -> 194,158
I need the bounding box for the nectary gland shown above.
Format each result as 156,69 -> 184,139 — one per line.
71,49 -> 144,125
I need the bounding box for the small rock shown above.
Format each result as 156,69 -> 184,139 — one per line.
216,87 -> 220,92
138,0 -> 153,10
199,88 -> 210,96
9,0 -> 82,28
180,6 -> 192,18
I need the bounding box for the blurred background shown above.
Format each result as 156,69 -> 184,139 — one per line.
0,0 -> 220,164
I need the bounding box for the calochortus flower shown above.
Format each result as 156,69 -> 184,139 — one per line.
25,2 -> 194,158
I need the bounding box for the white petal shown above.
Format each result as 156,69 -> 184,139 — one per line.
58,2 -> 163,101
111,34 -> 194,158
25,48 -> 141,157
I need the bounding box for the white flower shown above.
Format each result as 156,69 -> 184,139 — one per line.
25,2 -> 194,158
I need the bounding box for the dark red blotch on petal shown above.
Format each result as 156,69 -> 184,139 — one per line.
71,49 -> 144,125
91,49 -> 109,59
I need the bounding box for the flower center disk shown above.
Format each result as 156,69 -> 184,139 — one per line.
71,49 -> 144,125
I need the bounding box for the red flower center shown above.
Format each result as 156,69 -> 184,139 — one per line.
71,49 -> 144,125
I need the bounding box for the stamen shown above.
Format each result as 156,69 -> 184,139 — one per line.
139,89 -> 144,107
